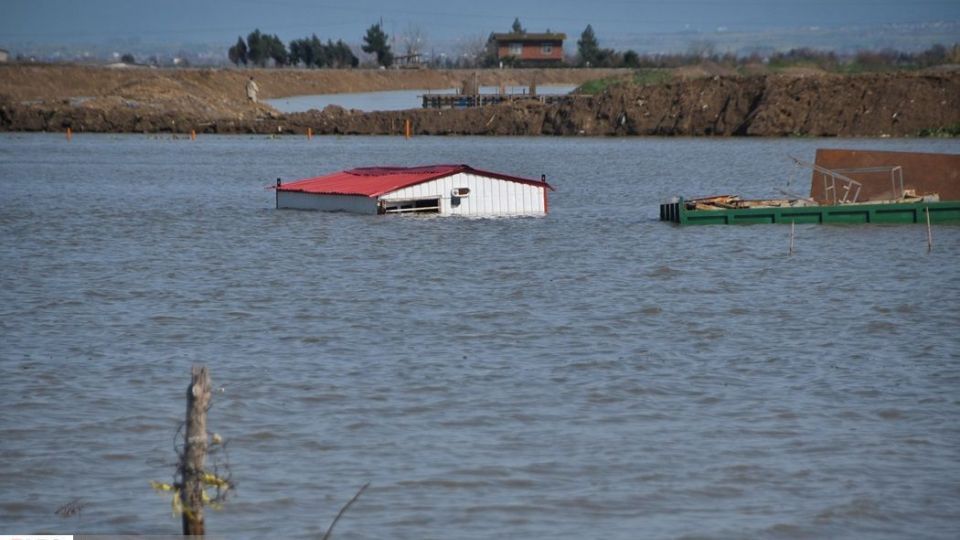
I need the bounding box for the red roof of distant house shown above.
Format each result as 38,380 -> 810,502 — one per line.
277,164 -> 554,197
491,33 -> 566,42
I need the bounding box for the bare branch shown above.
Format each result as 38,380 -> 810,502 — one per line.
399,23 -> 427,57
321,482 -> 370,540
455,32 -> 489,67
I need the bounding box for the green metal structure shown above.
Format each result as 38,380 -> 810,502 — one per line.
659,198 -> 960,225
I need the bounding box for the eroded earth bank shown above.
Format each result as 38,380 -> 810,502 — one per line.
1,65 -> 957,137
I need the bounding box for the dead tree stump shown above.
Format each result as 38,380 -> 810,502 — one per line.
181,365 -> 211,536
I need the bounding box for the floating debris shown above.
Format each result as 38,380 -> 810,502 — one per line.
55,498 -> 88,518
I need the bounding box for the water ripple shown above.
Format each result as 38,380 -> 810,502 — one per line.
1,134 -> 959,539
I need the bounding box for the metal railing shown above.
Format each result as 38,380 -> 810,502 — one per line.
791,157 -> 862,204
790,157 -> 908,204
832,165 -> 904,200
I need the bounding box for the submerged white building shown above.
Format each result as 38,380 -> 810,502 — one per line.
275,164 -> 554,217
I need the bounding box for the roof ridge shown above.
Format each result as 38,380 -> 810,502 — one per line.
346,164 -> 467,177
278,164 -> 552,198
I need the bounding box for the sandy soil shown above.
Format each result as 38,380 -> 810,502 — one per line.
0,64 -> 625,101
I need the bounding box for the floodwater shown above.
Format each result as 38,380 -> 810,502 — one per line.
266,85 -> 578,112
1,134 -> 959,539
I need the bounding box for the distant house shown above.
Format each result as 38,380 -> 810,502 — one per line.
491,33 -> 565,66
0,49 -> 9,63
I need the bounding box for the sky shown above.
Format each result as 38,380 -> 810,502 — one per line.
2,0 -> 959,50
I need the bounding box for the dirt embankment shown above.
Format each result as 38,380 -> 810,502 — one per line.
287,71 -> 960,137
0,64 -> 623,133
1,64 -> 957,137
543,71 -> 960,136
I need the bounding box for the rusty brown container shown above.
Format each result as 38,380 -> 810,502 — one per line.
811,149 -> 960,203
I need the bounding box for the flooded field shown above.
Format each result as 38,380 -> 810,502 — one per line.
265,85 -> 578,112
1,134 -> 958,539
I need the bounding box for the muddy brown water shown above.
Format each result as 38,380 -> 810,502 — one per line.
1,134 -> 959,539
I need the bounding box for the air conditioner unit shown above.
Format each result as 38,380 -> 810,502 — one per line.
452,187 -> 471,197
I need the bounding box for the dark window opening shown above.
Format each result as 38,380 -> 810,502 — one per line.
383,198 -> 440,214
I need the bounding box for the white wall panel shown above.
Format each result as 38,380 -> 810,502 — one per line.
378,173 -> 546,217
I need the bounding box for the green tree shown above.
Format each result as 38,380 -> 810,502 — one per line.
622,50 -> 640,68
594,48 -> 617,67
316,34 -> 330,67
331,39 -> 359,68
244,30 -> 287,67
266,33 -> 288,66
362,23 -> 393,67
482,33 -> 499,67
228,36 -> 248,66
288,38 -> 305,66
511,17 -> 525,34
288,38 -> 309,66
120,53 -> 135,64
246,29 -> 269,67
577,24 -> 600,66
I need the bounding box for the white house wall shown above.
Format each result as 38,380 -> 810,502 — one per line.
379,172 -> 546,216
278,191 -> 378,214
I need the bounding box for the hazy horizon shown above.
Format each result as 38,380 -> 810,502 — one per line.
3,0 -> 959,58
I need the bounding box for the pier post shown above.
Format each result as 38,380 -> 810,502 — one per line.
789,220 -> 795,255
180,365 -> 211,536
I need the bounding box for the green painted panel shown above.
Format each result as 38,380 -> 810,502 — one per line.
929,207 -> 960,223
824,210 -> 869,223
685,214 -> 728,225
732,213 -> 775,224
662,199 -> 960,226
779,211 -> 823,224
873,207 -> 918,224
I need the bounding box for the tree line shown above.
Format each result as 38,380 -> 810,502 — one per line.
228,24 -> 392,68
226,19 -> 960,71
572,23 -> 960,70
766,43 -> 960,71
610,42 -> 960,71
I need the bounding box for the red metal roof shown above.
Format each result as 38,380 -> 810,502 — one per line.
276,164 -> 554,197
492,33 -> 566,42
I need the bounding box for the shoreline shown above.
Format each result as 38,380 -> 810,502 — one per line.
1,65 -> 958,137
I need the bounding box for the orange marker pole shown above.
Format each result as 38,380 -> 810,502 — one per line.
404,119 -> 411,139
190,129 -> 196,141
307,127 -> 313,140
66,127 -> 72,141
